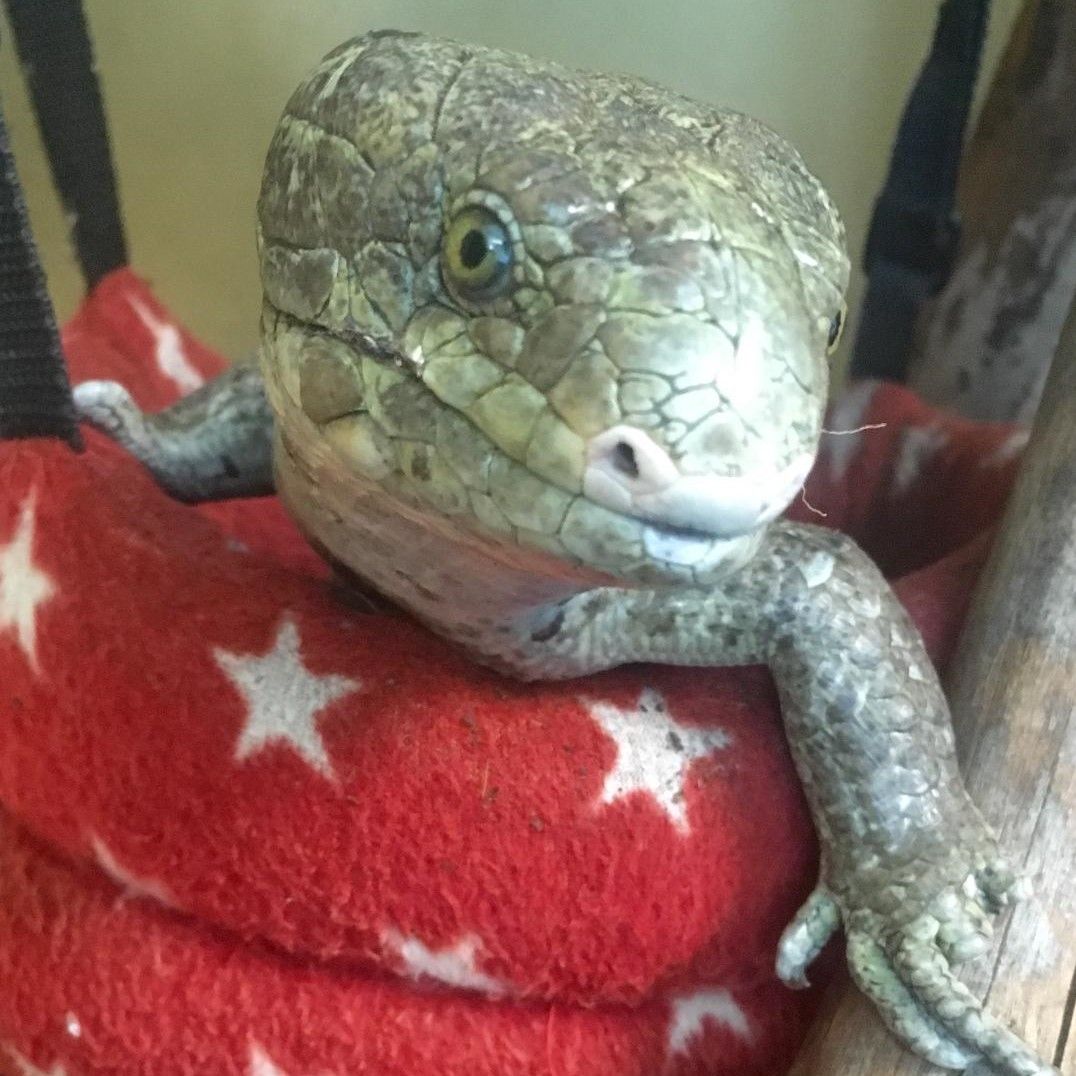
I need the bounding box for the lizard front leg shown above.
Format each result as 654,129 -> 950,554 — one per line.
74,363 -> 274,501
491,522 -> 1053,1076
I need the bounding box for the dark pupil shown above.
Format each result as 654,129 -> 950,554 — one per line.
828,312 -> 843,347
460,229 -> 489,269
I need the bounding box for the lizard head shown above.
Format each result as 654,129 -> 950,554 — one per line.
258,31 -> 849,588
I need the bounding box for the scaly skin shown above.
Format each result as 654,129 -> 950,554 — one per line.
74,31 -> 1056,1075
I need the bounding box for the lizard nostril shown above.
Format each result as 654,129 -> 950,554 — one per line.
586,426 -> 680,502
612,441 -> 640,480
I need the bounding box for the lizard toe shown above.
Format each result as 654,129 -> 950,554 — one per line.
846,930 -> 976,1070
892,930 -> 1059,1076
932,884 -> 995,966
776,885 -> 841,989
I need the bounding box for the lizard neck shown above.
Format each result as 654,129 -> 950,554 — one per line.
273,430 -> 608,645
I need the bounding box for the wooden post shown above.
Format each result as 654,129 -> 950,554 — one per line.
790,299 -> 1076,1072
908,0 -> 1076,425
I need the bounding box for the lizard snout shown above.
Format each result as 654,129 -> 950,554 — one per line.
584,425 -> 813,538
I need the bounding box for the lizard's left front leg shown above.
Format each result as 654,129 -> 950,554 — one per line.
494,522 -> 1053,1076
74,363 -> 274,502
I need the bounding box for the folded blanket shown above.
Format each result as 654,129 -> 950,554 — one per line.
0,269 -> 1021,1075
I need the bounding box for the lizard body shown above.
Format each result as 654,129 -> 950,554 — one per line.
74,31 -> 1055,1075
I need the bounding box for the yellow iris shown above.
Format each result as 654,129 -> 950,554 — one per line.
442,207 -> 513,299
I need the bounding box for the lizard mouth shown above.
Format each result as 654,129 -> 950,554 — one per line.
584,425 -> 814,542
636,517 -> 754,569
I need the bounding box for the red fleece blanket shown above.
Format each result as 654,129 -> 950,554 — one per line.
0,269 -> 1022,1076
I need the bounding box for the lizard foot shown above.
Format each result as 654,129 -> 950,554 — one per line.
74,379 -> 154,454
74,372 -> 273,501
778,853 -> 1057,1074
75,379 -> 201,499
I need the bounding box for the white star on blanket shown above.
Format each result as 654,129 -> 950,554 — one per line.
128,296 -> 205,394
91,835 -> 173,905
0,493 -> 56,673
382,929 -> 508,995
667,988 -> 752,1054
7,1048 -> 67,1076
585,688 -> 730,833
248,1043 -> 290,1076
214,615 -> 361,778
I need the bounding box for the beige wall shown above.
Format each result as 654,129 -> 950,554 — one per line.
2,0 -> 1022,363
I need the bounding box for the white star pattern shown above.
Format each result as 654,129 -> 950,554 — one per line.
382,928 -> 508,996
985,428 -> 1029,467
823,380 -> 879,483
248,1043 -> 290,1076
0,492 -> 56,673
667,988 -> 752,1054
128,296 -> 204,394
585,688 -> 730,833
892,425 -> 949,495
91,835 -> 173,904
6,1048 -> 67,1076
214,616 -> 360,779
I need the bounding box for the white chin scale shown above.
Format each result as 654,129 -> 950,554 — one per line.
583,424 -> 814,540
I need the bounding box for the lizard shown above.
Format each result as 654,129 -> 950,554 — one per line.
73,30 -> 1058,1076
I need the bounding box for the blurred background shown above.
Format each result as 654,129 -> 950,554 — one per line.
1,0 -> 1022,366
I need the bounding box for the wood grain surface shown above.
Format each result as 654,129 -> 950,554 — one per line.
908,0 -> 1076,425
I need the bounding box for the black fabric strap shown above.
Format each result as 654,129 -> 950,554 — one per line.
850,0 -> 991,381
0,96 -> 81,446
4,0 -> 127,289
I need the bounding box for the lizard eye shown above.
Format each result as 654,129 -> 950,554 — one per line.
442,207 -> 514,300
826,303 -> 847,355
